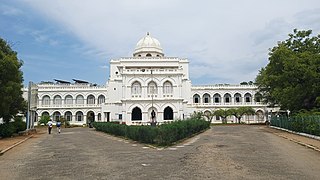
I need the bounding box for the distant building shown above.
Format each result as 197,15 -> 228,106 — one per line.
26,33 -> 272,125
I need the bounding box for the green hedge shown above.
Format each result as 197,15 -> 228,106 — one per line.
93,119 -> 210,146
270,115 -> 320,136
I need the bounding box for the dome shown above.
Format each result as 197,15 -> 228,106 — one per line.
133,32 -> 164,57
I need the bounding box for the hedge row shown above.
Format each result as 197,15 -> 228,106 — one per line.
270,115 -> 320,136
93,119 -> 210,146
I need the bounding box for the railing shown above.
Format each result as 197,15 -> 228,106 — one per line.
271,115 -> 320,136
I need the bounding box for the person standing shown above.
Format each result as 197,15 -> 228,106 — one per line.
56,120 -> 61,134
48,119 -> 53,134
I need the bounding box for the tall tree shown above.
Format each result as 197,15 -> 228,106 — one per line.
0,38 -> 26,123
255,29 -> 320,113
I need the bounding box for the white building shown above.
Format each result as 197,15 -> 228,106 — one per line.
28,33 -> 270,125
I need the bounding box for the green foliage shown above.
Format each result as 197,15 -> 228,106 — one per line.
256,29 -> 320,113
13,116 -> 26,133
213,109 -> 231,123
0,38 -> 26,123
190,111 -> 204,120
38,115 -> 50,125
203,110 -> 215,122
93,119 -> 210,146
0,123 -> 15,138
271,115 -> 320,136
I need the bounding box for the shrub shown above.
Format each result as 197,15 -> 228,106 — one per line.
13,116 -> 26,133
0,123 -> 15,138
93,118 -> 210,146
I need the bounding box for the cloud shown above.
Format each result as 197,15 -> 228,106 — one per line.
21,0 -> 320,85
0,4 -> 23,16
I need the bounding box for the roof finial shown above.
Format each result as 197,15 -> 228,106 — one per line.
147,32 -> 150,36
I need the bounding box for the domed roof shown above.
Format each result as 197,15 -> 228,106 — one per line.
133,32 -> 164,57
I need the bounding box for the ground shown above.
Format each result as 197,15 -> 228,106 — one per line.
0,125 -> 320,179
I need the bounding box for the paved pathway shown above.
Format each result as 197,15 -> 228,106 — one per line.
1,126 -> 320,179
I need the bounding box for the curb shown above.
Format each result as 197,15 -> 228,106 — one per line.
0,135 -> 33,156
269,126 -> 320,153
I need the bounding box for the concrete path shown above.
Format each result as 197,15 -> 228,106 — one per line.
0,126 -> 320,179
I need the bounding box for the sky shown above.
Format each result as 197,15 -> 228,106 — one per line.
1,0 -> 320,86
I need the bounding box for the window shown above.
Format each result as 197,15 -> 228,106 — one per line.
163,81 -> 173,94
244,93 -> 252,102
146,53 -> 152,57
119,114 -> 122,120
213,93 -> 221,103
224,93 -> 231,103
53,95 -> 62,105
98,95 -> 105,104
131,81 -> 142,95
53,111 -> 61,121
98,113 -> 101,121
203,93 -> 210,103
234,93 -> 241,103
42,95 -> 50,106
87,95 -> 95,104
148,81 -> 157,94
76,111 -> 83,121
64,111 -> 72,121
65,95 -> 73,105
193,94 -> 200,103
76,95 -> 84,104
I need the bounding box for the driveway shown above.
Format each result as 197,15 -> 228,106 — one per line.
0,126 -> 320,179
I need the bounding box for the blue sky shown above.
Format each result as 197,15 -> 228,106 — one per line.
1,0 -> 320,86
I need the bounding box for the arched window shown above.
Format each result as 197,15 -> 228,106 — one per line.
76,111 -> 83,121
87,95 -> 95,104
64,111 -> 72,121
148,81 -> 157,94
146,53 -> 152,57
213,93 -> 221,103
234,93 -> 242,103
163,81 -> 173,94
193,94 -> 200,104
53,111 -> 61,121
164,106 -> 173,120
53,95 -> 62,105
132,107 -> 142,121
41,111 -> 49,117
131,81 -> 142,95
76,95 -> 84,104
244,93 -> 252,103
224,93 -> 231,103
203,93 -> 211,104
42,95 -> 50,106
65,95 -> 73,105
98,95 -> 105,104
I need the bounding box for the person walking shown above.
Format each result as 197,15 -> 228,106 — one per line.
56,120 -> 61,134
48,119 -> 53,134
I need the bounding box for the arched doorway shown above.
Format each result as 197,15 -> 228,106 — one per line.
164,106 -> 173,120
87,111 -> 95,125
256,110 -> 264,123
132,107 -> 142,121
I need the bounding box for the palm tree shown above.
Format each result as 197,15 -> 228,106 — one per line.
229,107 -> 255,124
214,109 -> 231,124
203,110 -> 215,123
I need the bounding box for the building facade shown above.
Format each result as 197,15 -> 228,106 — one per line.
29,33 -> 271,125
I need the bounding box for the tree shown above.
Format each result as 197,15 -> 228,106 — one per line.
229,107 -> 255,124
255,29 -> 320,113
38,115 -> 50,125
0,38 -> 26,123
203,110 -> 215,123
214,109 -> 231,124
190,111 -> 204,120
